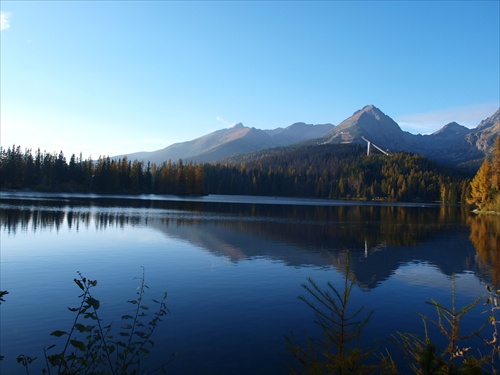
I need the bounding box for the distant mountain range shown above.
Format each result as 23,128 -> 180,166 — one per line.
114,105 -> 499,169
115,121 -> 334,164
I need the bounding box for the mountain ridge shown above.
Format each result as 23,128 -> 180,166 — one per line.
115,122 -> 335,164
113,105 -> 499,169
319,105 -> 499,168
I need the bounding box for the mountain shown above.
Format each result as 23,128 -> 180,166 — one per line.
115,122 -> 334,164
264,122 -> 335,145
465,108 -> 500,155
319,105 -> 499,168
114,105 -> 499,169
320,105 -> 408,150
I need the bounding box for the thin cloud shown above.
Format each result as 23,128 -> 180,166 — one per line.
216,114 -> 231,127
396,102 -> 499,135
0,11 -> 11,31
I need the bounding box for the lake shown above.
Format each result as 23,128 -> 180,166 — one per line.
1,191 -> 499,374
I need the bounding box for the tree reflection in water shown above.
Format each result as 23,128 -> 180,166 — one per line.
467,214 -> 500,285
1,195 -> 499,288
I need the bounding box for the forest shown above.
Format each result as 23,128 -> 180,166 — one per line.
204,144 -> 472,203
0,143 -> 475,203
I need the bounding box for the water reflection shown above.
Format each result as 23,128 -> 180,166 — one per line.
1,196 -> 497,288
467,214 -> 500,285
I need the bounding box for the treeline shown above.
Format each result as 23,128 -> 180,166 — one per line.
204,144 -> 471,203
1,144 -> 471,203
0,146 -> 204,195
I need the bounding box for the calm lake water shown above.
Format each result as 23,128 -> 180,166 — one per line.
1,191 -> 499,374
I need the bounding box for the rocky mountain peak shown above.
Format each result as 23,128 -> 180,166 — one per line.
341,104 -> 400,132
353,104 -> 385,119
432,122 -> 469,136
477,108 -> 500,130
320,105 -> 404,150
230,122 -> 245,129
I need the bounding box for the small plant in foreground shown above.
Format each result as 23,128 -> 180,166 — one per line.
0,290 -> 7,361
17,267 -> 169,375
393,275 -> 496,374
287,257 -> 500,374
285,252 -> 381,374
483,285 -> 500,373
0,290 -> 8,304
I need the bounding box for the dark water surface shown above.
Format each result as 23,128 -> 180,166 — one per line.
1,192 -> 499,374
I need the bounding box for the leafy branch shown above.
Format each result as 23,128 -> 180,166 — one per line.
17,268 -> 169,375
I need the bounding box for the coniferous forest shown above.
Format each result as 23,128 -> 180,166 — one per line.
0,143 -> 473,203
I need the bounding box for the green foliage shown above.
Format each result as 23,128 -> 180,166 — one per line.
285,253 -> 380,374
17,268 -> 169,375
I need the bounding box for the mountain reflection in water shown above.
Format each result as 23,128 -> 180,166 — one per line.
1,194 -> 497,289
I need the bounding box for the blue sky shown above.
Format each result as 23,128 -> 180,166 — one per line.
1,1 -> 499,159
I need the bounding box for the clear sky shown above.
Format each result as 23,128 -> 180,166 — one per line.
1,1 -> 499,159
